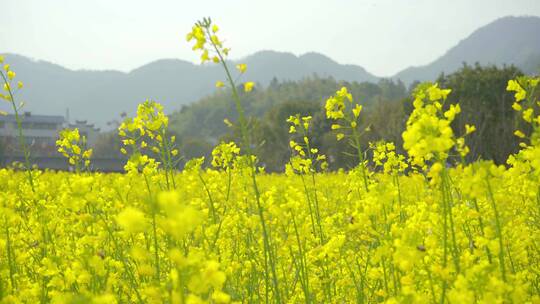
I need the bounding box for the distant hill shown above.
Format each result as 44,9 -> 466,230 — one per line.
394,16 -> 540,84
2,15 -> 539,128
242,51 -> 378,84
0,51 -> 377,128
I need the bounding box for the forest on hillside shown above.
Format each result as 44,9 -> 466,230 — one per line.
91,63 -> 530,172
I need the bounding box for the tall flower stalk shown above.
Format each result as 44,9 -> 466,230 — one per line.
56,128 -> 93,173
287,114 -> 327,243
187,18 -> 281,302
402,83 -> 466,303
325,87 -> 369,191
118,100 -> 180,283
0,58 -> 35,191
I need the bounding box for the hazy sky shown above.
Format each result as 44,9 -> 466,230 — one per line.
2,0 -> 540,77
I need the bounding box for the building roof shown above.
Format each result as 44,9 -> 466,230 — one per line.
0,113 -> 65,124
69,120 -> 100,132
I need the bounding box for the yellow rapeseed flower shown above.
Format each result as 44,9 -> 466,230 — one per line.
244,81 -> 254,92
116,207 -> 148,233
514,130 -> 526,138
236,63 -> 247,74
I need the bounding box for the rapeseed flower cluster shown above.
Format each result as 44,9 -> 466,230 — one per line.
186,17 -> 255,94
325,87 -> 370,190
371,141 -> 408,174
325,87 -> 363,140
56,128 -> 93,172
402,83 -> 460,167
118,100 -> 179,189
287,114 -> 328,174
211,142 -> 240,170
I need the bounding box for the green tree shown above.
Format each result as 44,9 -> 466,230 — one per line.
438,63 -> 523,163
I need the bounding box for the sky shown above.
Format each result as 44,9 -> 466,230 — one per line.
2,0 -> 540,77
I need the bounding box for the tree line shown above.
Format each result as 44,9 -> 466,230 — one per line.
90,64 -> 530,171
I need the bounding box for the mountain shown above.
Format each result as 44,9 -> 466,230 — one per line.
394,16 -> 540,84
0,51 -> 377,128
2,15 -> 539,128
242,51 -> 378,84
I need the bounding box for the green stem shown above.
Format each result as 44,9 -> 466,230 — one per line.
206,27 -> 281,302
301,125 -> 325,243
199,171 -> 218,223
394,173 -> 404,222
351,127 -> 368,192
143,173 -> 160,282
292,214 -> 311,303
4,218 -> 16,292
99,214 -> 144,303
442,169 -> 460,273
0,71 -> 34,192
485,178 -> 506,282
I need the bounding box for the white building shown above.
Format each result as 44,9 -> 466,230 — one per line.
0,112 -> 64,155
